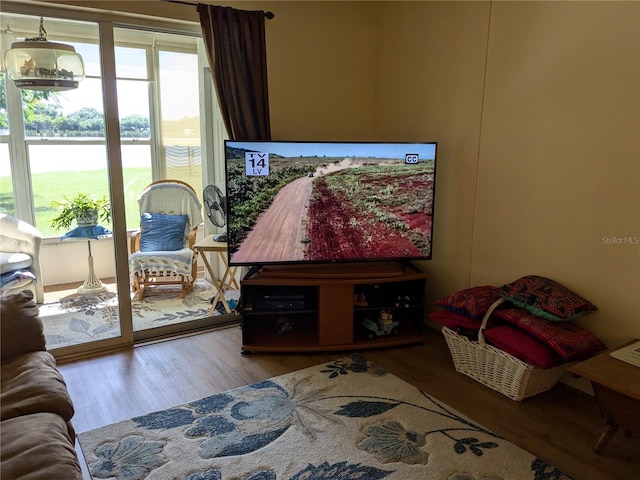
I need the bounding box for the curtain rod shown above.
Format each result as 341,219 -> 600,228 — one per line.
166,0 -> 275,19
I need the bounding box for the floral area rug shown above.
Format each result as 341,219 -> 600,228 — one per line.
77,354 -> 572,480
39,279 -> 239,349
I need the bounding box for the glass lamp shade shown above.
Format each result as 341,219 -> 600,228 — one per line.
5,40 -> 85,92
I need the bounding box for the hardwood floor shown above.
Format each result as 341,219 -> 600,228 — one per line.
58,326 -> 639,480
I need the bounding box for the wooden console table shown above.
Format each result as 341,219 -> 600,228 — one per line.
568,339 -> 640,453
240,262 -> 427,354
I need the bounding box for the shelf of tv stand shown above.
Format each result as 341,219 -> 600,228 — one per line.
239,262 -> 427,354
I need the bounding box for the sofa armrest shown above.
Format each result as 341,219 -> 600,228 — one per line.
1,291 -> 46,361
0,214 -> 44,303
0,214 -> 43,259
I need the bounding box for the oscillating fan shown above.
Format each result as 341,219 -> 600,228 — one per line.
203,185 -> 227,242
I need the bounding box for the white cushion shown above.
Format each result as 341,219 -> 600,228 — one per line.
0,252 -> 32,274
1,276 -> 34,292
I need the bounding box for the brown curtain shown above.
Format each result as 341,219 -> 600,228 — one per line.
198,4 -> 271,141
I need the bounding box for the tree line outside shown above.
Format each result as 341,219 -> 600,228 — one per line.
0,75 -> 149,138
24,104 -> 150,138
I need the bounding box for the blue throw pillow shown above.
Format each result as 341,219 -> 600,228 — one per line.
139,213 -> 188,252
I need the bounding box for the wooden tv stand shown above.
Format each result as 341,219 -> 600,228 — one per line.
239,262 -> 427,354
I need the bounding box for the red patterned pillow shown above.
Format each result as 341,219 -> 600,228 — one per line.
498,275 -> 597,321
435,285 -> 501,319
430,310 -> 483,332
483,325 -> 564,369
493,307 -> 606,361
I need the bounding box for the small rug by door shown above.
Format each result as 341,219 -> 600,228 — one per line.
40,279 -> 239,348
77,354 -> 572,480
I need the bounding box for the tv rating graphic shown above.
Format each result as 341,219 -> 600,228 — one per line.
246,152 -> 269,176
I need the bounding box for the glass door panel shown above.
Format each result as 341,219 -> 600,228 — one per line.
158,50 -> 203,195
1,14 -> 126,351
114,28 -> 227,338
31,141 -> 122,349
117,77 -> 153,230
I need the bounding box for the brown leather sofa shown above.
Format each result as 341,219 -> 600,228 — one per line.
0,290 -> 83,479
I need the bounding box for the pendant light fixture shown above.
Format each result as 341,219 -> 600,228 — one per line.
4,16 -> 85,92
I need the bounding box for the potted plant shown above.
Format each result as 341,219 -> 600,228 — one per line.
50,193 -> 112,230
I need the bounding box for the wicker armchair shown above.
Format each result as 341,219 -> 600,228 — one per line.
129,180 -> 203,300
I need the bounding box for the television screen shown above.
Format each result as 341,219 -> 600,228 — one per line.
225,140 -> 437,266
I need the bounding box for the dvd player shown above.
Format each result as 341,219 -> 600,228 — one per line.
255,294 -> 306,310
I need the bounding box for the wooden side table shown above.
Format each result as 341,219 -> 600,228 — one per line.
568,339 -> 640,453
193,235 -> 240,314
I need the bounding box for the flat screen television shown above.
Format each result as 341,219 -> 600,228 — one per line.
224,140 -> 437,267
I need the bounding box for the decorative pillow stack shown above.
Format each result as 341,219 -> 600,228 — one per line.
431,285 -> 501,335
497,275 -> 599,321
432,275 -> 605,369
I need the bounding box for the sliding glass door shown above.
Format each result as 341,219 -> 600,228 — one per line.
0,14 -> 123,350
0,6 -> 233,356
113,27 -> 219,338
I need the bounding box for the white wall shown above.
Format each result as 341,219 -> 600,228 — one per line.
41,239 -> 116,285
472,1 -> 640,348
374,1 -> 640,350
374,0 -> 491,307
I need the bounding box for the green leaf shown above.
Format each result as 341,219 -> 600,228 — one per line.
334,400 -> 399,418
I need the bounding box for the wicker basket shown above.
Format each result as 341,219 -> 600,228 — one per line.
442,298 -> 566,401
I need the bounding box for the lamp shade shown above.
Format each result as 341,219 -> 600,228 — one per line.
5,40 -> 85,92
